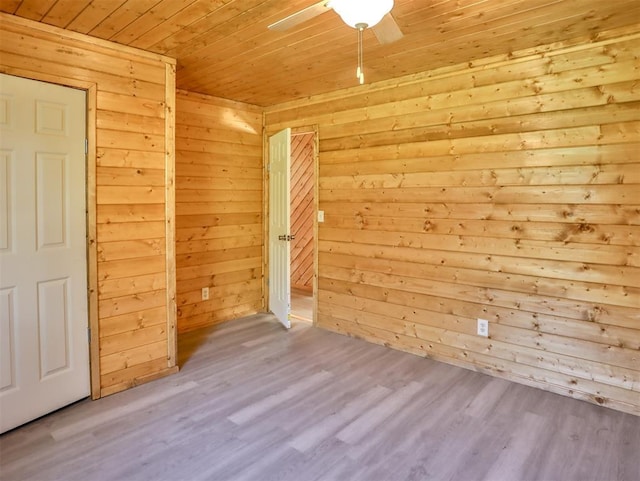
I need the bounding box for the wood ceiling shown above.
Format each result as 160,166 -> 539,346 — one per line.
2,0 -> 639,106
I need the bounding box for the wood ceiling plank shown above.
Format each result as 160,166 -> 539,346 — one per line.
129,0 -> 233,51
40,0 -> 89,27
163,0 -> 313,59
400,0 -> 556,32
13,0 -> 56,20
0,0 -> 22,14
148,0 -> 265,54
108,0 -> 198,45
87,0 -> 163,40
175,5 -> 350,85
66,0 -> 128,34
427,0 -> 564,36
181,24 -> 386,103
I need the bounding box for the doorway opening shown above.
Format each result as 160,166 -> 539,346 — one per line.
266,126 -> 318,328
289,132 -> 316,323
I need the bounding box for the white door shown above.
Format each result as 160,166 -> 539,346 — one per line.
268,128 -> 292,329
0,73 -> 89,433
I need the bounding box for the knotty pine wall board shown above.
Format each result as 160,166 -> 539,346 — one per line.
0,13 -> 177,398
175,90 -> 264,333
265,29 -> 640,415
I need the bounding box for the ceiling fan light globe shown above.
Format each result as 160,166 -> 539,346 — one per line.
330,0 -> 394,29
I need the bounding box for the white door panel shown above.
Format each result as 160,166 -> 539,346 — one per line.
0,150 -> 10,251
0,73 -> 89,433
0,287 -> 15,391
268,129 -> 291,329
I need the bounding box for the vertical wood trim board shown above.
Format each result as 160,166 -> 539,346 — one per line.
86,84 -> 100,399
290,133 -> 315,292
265,30 -> 640,415
165,63 -> 177,367
312,125 -> 320,325
175,90 -> 264,334
262,116 -> 269,313
0,13 -> 178,398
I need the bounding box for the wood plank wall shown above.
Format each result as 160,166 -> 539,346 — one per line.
291,133 -> 315,292
265,29 -> 640,415
0,13 -> 177,398
175,90 -> 263,333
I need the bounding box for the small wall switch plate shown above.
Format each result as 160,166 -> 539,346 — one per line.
477,318 -> 489,337
318,210 -> 325,223
201,287 -> 209,300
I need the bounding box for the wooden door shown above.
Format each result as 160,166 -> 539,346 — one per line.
0,73 -> 89,433
268,128 -> 292,329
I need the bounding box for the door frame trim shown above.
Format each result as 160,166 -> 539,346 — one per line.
2,70 -> 100,399
86,84 -> 100,400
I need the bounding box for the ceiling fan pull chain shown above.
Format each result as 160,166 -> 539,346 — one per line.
356,26 -> 361,79
357,25 -> 365,84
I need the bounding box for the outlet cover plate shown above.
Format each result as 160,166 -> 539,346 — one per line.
477,318 -> 489,337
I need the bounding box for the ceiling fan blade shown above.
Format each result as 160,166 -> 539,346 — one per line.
268,1 -> 331,32
372,13 -> 404,44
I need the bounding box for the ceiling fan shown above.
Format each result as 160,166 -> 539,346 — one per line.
268,0 -> 403,84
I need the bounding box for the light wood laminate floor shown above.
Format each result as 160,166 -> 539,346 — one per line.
291,288 -> 313,322
1,313 -> 639,481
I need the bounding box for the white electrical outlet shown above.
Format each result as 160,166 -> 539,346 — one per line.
477,318 -> 489,337
317,210 -> 325,223
201,287 -> 209,300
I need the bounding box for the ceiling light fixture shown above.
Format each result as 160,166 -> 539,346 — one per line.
330,0 -> 394,84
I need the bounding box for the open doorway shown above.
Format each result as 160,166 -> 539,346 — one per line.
289,131 -> 316,323
266,127 -> 318,327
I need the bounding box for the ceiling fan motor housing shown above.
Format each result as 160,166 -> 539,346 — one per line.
330,0 -> 394,29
